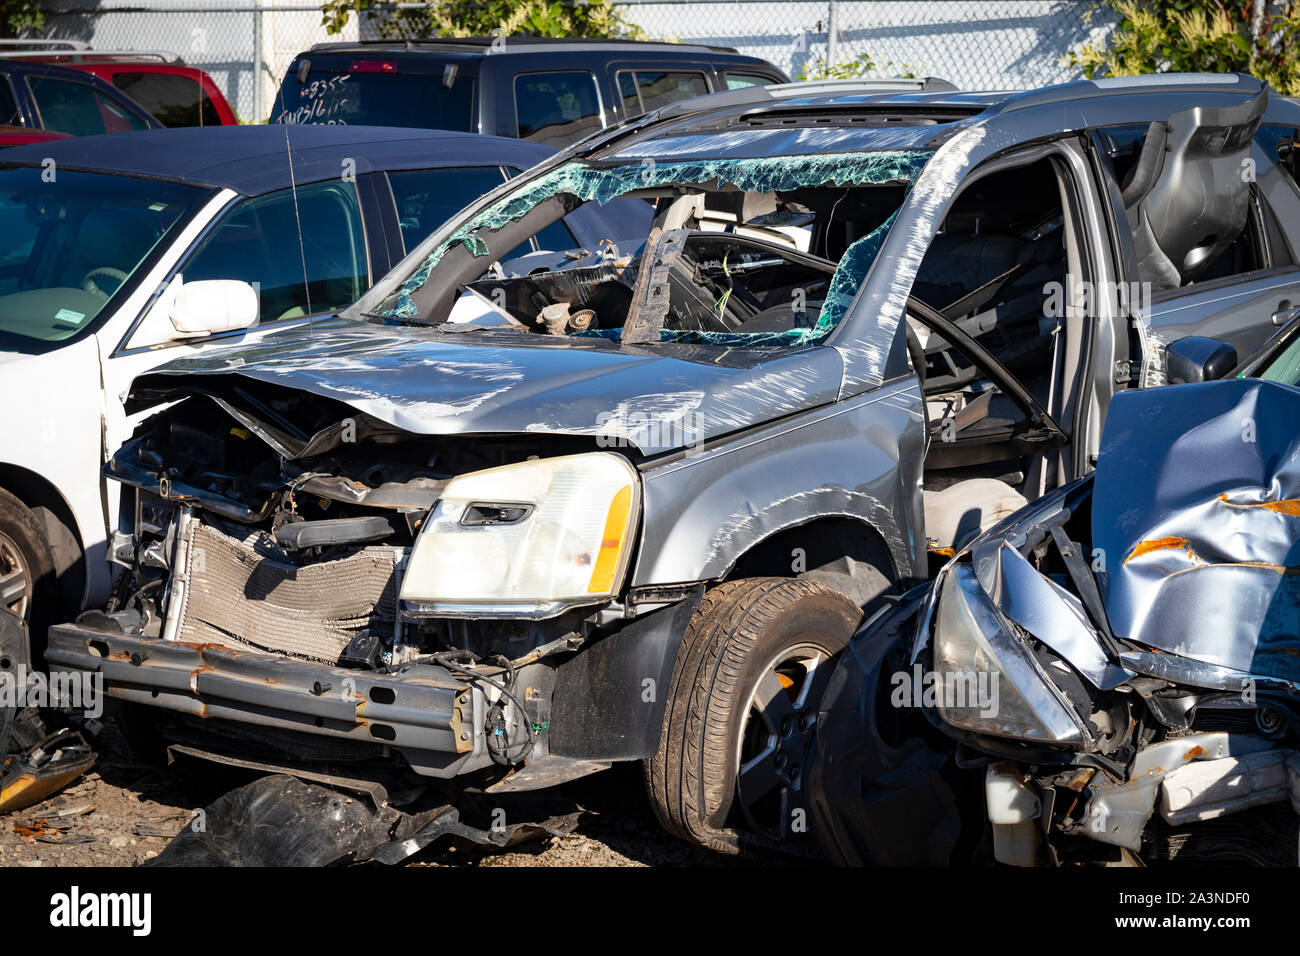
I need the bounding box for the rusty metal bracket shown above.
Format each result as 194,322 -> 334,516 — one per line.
622,227 -> 689,344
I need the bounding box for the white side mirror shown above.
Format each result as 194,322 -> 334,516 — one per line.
169,278 -> 259,336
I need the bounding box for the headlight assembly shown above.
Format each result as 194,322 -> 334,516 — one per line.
400,452 -> 640,619
931,564 -> 1092,747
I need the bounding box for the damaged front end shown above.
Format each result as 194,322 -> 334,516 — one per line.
47,378 -> 660,792
49,135 -> 944,803
812,378 -> 1300,866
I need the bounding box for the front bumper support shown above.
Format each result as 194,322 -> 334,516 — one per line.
46,621 -> 484,778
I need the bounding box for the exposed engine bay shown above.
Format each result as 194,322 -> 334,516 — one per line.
107,389 -> 609,671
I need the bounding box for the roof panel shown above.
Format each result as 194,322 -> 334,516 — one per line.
0,125 -> 556,195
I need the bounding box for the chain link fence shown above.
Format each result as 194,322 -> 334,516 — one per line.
37,0 -> 1119,124
619,0 -> 1118,89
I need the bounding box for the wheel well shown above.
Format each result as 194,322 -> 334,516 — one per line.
725,515 -> 898,588
0,465 -> 86,614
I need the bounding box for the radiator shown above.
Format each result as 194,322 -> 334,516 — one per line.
169,520 -> 400,664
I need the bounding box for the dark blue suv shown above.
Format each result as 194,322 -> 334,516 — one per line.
273,37 -> 787,147
0,59 -> 162,140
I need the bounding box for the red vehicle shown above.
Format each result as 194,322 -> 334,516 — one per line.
0,125 -> 67,147
4,45 -> 237,126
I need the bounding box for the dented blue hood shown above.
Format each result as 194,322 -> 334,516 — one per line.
1092,378 -> 1300,681
127,317 -> 846,456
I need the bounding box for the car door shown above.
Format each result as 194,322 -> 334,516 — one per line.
907,139 -> 1125,496
100,176 -> 379,543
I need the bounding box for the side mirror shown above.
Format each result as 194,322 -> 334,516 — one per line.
1278,136 -> 1298,184
1166,336 -> 1238,384
170,279 -> 258,336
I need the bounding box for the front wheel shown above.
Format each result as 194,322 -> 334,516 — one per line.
644,577 -> 862,856
0,488 -> 56,648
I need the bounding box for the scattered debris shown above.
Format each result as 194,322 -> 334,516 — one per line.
148,773 -> 583,866
1,610 -> 97,815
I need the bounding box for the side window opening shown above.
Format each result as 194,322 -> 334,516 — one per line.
1255,123 -> 1299,267
110,72 -> 221,128
28,75 -> 150,136
182,181 -> 365,324
389,166 -> 509,253
1259,188 -> 1295,267
1258,123 -> 1299,192
1096,100 -> 1266,294
725,72 -> 777,91
913,157 -> 1067,406
514,72 -> 602,148
616,70 -> 709,116
909,155 -> 1078,551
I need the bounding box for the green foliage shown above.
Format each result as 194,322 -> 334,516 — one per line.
796,51 -> 918,82
0,0 -> 44,39
320,0 -> 645,41
1068,0 -> 1300,96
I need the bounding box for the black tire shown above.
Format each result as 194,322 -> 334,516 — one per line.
645,577 -> 863,856
0,487 -> 56,662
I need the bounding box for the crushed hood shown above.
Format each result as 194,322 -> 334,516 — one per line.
127,318 -> 845,455
1092,378 -> 1300,681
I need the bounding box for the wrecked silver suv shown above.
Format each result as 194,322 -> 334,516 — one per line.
46,74 -> 1300,854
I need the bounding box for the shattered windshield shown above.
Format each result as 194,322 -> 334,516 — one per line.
371,149 -> 933,348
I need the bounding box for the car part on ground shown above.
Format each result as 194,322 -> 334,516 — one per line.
0,609 -> 96,815
812,377 -> 1300,866
146,772 -> 581,867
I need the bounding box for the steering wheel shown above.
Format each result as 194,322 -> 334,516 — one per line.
82,267 -> 129,298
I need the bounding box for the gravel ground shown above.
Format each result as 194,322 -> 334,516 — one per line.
1,719 -> 771,867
